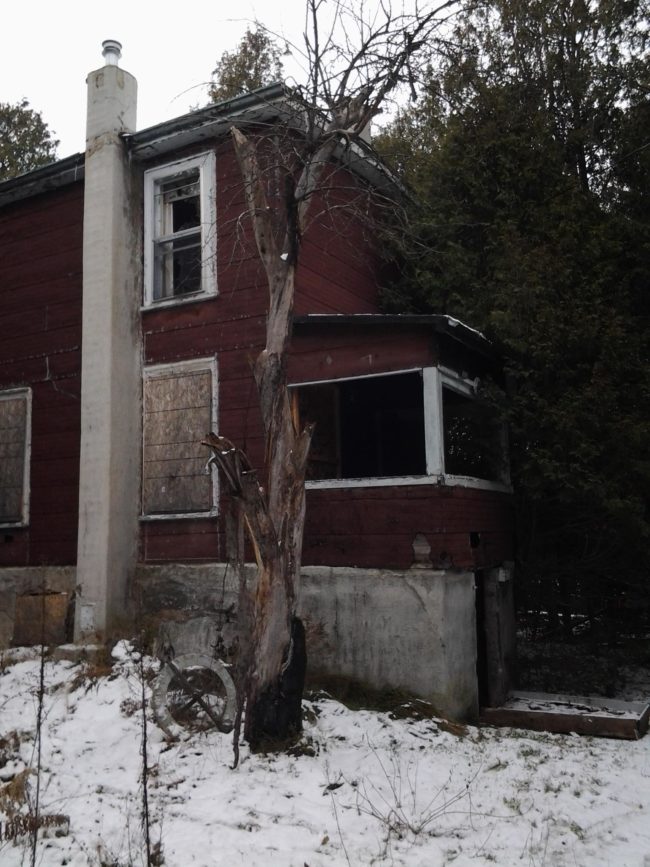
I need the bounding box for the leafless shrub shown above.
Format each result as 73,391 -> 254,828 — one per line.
352,744 -> 473,843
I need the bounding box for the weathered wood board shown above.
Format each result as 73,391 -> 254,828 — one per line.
481,691 -> 650,740
12,592 -> 70,646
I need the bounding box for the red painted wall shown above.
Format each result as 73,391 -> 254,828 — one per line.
289,327 -> 436,383
139,142 -> 513,568
290,327 -> 513,571
0,136 -> 512,574
140,141 -> 385,562
0,183 -> 83,567
304,484 -> 513,571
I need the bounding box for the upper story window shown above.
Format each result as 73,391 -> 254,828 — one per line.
143,152 -> 217,308
292,367 -> 510,491
0,387 -> 31,527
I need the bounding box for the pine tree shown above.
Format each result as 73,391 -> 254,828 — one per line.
209,25 -> 283,103
0,99 -> 58,180
377,0 -> 650,633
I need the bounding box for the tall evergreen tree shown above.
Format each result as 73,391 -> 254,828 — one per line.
0,99 -> 58,180
377,0 -> 650,632
209,24 -> 283,103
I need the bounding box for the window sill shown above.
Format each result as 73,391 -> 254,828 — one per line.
305,474 -> 512,493
0,520 -> 28,529
140,510 -> 218,522
141,289 -> 217,312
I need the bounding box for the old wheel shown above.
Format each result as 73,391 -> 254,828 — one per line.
152,653 -> 237,739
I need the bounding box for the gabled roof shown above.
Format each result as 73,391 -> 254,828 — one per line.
0,82 -> 399,207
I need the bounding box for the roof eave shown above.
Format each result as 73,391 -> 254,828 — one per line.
292,313 -> 495,360
0,153 -> 85,208
0,82 -> 401,205
125,82 -> 290,160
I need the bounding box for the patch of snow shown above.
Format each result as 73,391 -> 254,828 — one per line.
0,651 -> 649,865
444,315 -> 487,340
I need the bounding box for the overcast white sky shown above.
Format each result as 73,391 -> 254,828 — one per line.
1,0 -> 311,158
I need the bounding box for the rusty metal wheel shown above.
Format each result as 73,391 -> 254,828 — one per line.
152,653 -> 237,739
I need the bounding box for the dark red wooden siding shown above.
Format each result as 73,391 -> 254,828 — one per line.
289,327 -> 436,383
0,183 -> 83,567
140,140 -> 386,562
139,139 -> 513,569
304,484 -> 513,570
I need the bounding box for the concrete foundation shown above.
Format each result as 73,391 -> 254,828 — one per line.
134,562 -> 479,721
299,566 -> 478,720
0,561 -> 481,721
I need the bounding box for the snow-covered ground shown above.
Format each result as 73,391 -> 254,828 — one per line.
1,642 -> 649,867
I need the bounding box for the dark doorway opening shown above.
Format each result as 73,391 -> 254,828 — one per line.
475,570 -> 489,707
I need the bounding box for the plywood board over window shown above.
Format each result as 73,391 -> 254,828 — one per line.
142,359 -> 217,518
0,388 -> 31,526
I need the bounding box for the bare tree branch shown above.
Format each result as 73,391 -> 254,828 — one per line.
208,0 -> 461,753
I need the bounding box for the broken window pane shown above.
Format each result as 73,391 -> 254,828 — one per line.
161,175 -> 200,233
153,233 -> 202,300
298,372 -> 426,480
152,169 -> 203,300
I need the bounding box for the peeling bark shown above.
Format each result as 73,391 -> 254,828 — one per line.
203,2 -> 452,751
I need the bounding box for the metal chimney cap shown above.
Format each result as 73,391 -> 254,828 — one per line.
102,40 -> 122,66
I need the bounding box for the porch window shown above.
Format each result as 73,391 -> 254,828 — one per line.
293,368 -> 509,489
142,359 -> 217,518
298,372 -> 426,480
144,152 -> 216,307
442,382 -> 506,482
0,388 -> 31,526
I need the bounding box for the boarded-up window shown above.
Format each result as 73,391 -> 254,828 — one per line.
0,389 -> 30,525
143,363 -> 215,515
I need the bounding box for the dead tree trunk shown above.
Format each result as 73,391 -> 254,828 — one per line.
203,128 -> 321,750
204,1 -> 455,751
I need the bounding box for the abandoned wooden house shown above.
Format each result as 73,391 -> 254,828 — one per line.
0,43 -> 515,720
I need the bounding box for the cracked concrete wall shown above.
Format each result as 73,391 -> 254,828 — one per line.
135,563 -> 479,721
298,566 -> 478,720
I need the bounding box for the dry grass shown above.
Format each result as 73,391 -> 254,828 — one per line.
0,768 -> 32,819
68,645 -> 116,692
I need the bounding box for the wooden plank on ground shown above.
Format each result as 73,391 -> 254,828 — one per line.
481,691 -> 650,740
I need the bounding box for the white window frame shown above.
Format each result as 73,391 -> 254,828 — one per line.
291,367 -> 511,492
435,366 -> 511,489
140,357 -> 219,520
0,387 -> 32,528
143,152 -> 217,309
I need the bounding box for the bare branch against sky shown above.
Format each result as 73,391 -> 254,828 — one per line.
2,0 -> 451,158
